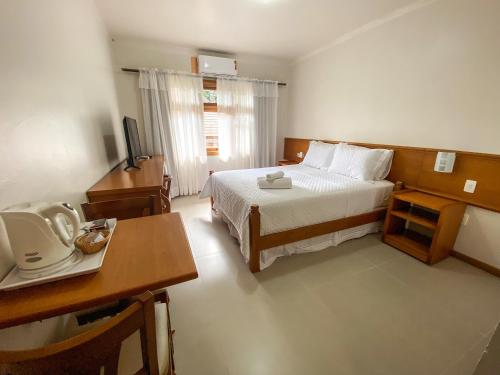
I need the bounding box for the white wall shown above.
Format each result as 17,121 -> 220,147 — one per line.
0,0 -> 123,344
287,0 -> 500,267
111,39 -> 291,169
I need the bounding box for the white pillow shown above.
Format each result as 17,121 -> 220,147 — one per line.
373,149 -> 394,180
302,141 -> 336,170
328,143 -> 388,181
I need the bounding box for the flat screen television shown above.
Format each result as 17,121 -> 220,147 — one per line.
123,116 -> 143,170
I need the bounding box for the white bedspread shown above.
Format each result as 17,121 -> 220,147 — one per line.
200,164 -> 394,269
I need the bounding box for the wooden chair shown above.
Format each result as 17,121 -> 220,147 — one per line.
161,175 -> 172,214
81,195 -> 156,221
78,196 -> 165,333
0,291 -> 170,375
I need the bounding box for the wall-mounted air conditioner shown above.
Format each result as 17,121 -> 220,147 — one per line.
198,55 -> 238,76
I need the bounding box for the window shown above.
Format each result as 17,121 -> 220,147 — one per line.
202,89 -> 217,104
203,79 -> 218,156
203,110 -> 218,155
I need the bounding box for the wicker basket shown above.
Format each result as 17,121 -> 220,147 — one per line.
75,229 -> 111,255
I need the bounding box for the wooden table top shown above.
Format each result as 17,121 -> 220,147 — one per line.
87,156 -> 164,197
394,190 -> 460,211
0,213 -> 198,329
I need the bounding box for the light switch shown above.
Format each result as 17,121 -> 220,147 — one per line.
464,180 -> 477,193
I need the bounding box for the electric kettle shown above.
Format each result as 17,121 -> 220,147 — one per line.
0,202 -> 80,271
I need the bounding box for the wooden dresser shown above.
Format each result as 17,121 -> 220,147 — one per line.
87,156 -> 165,214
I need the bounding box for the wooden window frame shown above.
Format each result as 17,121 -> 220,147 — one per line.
203,78 -> 218,156
203,78 -> 216,90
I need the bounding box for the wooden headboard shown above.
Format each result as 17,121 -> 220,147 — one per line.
284,137 -> 500,213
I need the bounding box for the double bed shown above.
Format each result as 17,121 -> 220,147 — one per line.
200,163 -> 395,272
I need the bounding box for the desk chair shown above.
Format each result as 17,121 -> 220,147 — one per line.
0,291 -> 171,375
161,175 -> 172,213
78,196 -> 164,328
79,195 -> 155,325
81,196 -> 156,221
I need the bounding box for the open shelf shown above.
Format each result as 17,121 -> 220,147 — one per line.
384,231 -> 431,262
390,210 -> 437,230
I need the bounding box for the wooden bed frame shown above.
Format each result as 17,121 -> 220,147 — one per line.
209,170 -> 396,273
247,205 -> 387,272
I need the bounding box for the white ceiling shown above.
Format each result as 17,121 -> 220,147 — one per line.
95,0 -> 418,61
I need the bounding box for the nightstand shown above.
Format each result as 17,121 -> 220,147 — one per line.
382,190 -> 465,264
278,159 -> 300,166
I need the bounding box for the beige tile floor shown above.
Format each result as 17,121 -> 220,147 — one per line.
168,195 -> 500,375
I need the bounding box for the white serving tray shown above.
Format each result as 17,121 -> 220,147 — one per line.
0,219 -> 117,292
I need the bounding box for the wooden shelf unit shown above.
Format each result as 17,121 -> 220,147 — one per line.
383,190 -> 465,264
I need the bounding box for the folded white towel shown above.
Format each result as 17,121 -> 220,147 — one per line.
257,176 -> 292,189
266,170 -> 285,181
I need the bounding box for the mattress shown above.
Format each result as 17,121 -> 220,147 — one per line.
200,164 -> 394,269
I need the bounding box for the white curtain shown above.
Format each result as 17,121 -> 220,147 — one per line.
139,69 -> 207,197
216,78 -> 255,170
253,81 -> 278,167
216,78 -> 278,170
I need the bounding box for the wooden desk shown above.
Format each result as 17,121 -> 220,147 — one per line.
87,156 -> 165,214
0,213 -> 197,329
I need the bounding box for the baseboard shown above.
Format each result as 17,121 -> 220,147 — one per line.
451,250 -> 500,278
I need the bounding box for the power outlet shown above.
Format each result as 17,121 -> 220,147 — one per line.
297,152 -> 304,159
464,180 -> 477,193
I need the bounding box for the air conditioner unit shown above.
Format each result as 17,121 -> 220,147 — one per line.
198,55 -> 238,76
